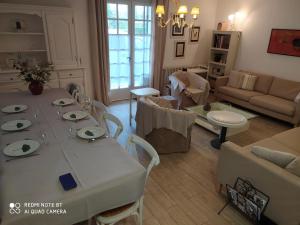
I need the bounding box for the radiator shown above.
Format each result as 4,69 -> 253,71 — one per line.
162,66 -> 185,84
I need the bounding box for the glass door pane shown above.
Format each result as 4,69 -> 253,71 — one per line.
107,2 -> 130,90
133,4 -> 152,88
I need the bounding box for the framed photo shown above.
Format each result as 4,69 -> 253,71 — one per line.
171,16 -> 185,37
175,41 -> 185,57
190,26 -> 200,42
245,199 -> 258,220
267,29 -> 300,57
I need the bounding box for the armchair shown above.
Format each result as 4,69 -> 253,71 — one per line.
135,97 -> 196,154
169,71 -> 210,108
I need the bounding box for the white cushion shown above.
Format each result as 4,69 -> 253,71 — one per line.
251,146 -> 296,168
241,74 -> 257,91
295,92 -> 300,103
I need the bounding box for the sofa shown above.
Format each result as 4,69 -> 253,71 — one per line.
135,96 -> 196,154
217,127 -> 300,225
214,71 -> 300,126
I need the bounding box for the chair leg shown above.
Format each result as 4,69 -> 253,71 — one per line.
218,184 -> 223,193
138,197 -> 144,225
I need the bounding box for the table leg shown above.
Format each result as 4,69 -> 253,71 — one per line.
129,93 -> 132,126
210,127 -> 227,149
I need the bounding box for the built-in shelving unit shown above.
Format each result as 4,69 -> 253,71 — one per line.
208,30 -> 241,92
0,12 -> 48,70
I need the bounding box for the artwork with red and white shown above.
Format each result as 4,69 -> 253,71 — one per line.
267,29 -> 300,57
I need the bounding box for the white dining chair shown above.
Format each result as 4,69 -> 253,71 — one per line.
91,100 -> 123,139
95,134 -> 160,225
101,112 -> 123,139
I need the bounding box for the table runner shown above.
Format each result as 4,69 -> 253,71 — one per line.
0,88 -> 146,225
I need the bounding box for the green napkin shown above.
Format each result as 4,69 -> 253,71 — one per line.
85,130 -> 94,136
22,144 -> 31,152
14,106 -> 20,111
59,100 -> 65,105
70,114 -> 76,119
16,123 -> 23,128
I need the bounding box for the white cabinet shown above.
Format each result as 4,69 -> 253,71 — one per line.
46,11 -> 78,67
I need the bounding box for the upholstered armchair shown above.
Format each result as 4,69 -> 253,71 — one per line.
169,71 -> 210,108
135,96 -> 196,154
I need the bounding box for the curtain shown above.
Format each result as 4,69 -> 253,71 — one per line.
89,0 -> 110,105
151,0 -> 169,92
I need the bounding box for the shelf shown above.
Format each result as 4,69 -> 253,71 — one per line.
208,74 -> 223,79
0,50 -> 47,53
209,61 -> 226,66
0,32 -> 44,36
211,47 -> 229,52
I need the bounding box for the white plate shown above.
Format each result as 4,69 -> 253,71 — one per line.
52,98 -> 75,106
3,139 -> 40,157
63,110 -> 89,121
1,104 -> 28,114
1,120 -> 32,131
77,126 -> 106,140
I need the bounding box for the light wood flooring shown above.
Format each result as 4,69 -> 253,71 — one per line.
80,100 -> 291,225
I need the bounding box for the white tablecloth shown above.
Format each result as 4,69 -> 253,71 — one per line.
0,88 -> 146,225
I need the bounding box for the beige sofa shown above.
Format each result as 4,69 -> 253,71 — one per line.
215,71 -> 300,126
217,127 -> 300,225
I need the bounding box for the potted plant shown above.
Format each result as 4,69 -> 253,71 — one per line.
15,63 -> 53,95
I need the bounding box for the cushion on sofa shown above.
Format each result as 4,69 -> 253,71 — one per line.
249,95 -> 296,116
269,77 -> 300,101
227,70 -> 244,88
286,157 -> 300,177
240,70 -> 274,94
219,86 -> 264,101
251,146 -> 296,168
241,74 -> 257,91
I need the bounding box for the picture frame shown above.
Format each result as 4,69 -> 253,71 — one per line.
267,29 -> 300,57
171,15 -> 185,37
175,41 -> 185,57
190,26 -> 200,42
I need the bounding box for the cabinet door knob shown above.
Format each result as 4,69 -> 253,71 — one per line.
10,78 -> 14,80
69,74 -> 73,76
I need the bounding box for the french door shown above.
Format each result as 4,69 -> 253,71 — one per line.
107,0 -> 153,101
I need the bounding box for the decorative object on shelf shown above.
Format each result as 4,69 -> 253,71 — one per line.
218,177 -> 270,223
267,29 -> 300,57
203,102 -> 211,111
6,57 -> 17,69
15,19 -> 25,32
156,0 -> 199,29
175,41 -> 185,57
190,26 -> 200,42
15,63 -> 53,95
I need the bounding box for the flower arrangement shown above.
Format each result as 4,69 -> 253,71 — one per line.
15,63 -> 53,84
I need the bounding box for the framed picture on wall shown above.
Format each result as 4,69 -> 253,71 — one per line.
171,15 -> 185,37
190,26 -> 200,42
267,29 -> 300,57
175,41 -> 185,57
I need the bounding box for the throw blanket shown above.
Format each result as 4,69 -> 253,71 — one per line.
169,71 -> 210,105
136,97 -> 196,138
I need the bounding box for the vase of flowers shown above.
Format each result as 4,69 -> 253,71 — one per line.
15,63 -> 53,95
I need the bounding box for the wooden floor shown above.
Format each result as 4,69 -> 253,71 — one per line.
80,100 -> 291,225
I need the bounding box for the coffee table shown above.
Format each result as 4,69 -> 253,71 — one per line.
186,102 -> 255,137
129,88 -> 160,126
207,111 -> 247,149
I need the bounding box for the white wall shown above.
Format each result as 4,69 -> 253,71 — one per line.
0,0 -> 95,97
163,0 -> 218,68
215,0 -> 300,81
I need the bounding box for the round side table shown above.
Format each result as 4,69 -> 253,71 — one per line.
207,111 -> 247,149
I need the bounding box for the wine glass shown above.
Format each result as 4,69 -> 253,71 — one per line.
57,106 -> 63,120
68,125 -> 77,138
41,131 -> 48,145
34,109 -> 40,123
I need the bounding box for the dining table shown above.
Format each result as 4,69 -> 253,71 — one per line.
0,88 -> 146,225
